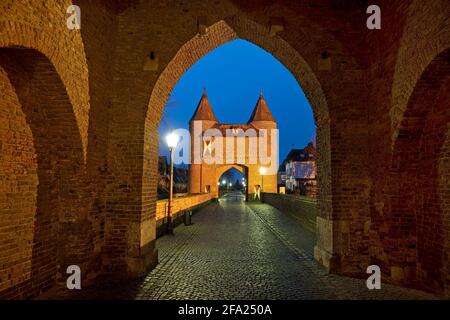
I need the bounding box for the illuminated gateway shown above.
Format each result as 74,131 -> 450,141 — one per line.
189,89 -> 278,199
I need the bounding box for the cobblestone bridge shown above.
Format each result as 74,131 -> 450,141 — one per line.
42,192 -> 437,300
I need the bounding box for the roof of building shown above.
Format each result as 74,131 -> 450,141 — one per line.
190,88 -> 218,122
283,142 -> 316,163
247,89 -> 275,123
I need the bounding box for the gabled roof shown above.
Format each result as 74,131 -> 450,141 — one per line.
284,143 -> 316,162
248,89 -> 275,123
190,88 -> 218,122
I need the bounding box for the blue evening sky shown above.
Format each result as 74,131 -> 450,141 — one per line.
159,39 -> 315,176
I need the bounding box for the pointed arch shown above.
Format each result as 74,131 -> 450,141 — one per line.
389,48 -> 450,294
0,47 -> 86,298
0,20 -> 90,159
145,15 -> 332,270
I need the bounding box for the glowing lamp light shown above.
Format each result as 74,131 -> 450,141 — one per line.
222,180 -> 226,185
259,167 -> 267,175
166,132 -> 179,149
165,131 -> 179,235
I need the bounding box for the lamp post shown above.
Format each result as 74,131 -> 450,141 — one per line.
259,167 -> 266,202
166,132 -> 179,234
259,167 -> 266,191
220,180 -> 226,196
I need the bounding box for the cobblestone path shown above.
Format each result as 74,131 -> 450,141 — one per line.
41,192 -> 439,300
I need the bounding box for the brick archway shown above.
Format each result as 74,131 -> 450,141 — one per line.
388,48 -> 450,294
0,20 -> 90,158
216,164 -> 248,198
0,47 -> 89,299
390,0 -> 450,144
216,164 -> 246,178
146,15 -> 332,270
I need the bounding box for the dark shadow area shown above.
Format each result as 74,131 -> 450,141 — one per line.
389,49 -> 450,293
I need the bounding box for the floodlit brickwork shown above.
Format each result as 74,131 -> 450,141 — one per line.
188,89 -> 278,197
155,193 -> 213,222
0,0 -> 448,298
366,0 -> 450,296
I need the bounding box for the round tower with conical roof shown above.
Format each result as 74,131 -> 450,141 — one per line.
189,88 -> 219,194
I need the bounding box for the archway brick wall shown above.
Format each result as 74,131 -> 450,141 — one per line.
0,48 -> 90,299
438,93 -> 450,295
367,0 -> 450,294
71,0 -> 122,278
416,76 -> 449,292
389,52 -> 449,292
0,1 -> 96,299
0,1 -> 91,157
0,55 -> 37,295
0,0 -> 448,298
120,0 -> 372,278
93,0 -> 450,295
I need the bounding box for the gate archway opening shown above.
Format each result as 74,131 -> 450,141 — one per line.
149,16 -> 332,270
216,165 -> 248,200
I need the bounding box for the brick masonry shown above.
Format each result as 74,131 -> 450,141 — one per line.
155,193 -> 213,223
0,0 -> 448,298
188,90 -> 278,198
366,0 -> 450,296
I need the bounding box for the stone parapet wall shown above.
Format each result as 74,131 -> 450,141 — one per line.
156,193 -> 213,222
261,193 -> 316,233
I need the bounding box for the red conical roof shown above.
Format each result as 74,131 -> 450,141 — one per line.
248,89 -> 275,123
190,88 -> 218,122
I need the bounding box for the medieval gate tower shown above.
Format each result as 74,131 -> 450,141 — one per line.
189,89 -> 278,198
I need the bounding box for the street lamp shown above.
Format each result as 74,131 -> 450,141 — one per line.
166,132 -> 179,234
259,167 -> 266,192
219,179 -> 226,195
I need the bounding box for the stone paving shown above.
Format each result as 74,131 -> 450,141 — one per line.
41,192 -> 439,300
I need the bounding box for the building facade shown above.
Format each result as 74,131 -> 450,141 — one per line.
283,143 -> 317,197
